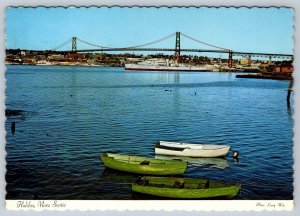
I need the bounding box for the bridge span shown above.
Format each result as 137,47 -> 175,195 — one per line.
51,32 -> 293,68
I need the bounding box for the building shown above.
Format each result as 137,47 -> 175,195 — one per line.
240,58 -> 252,65
273,61 -> 293,73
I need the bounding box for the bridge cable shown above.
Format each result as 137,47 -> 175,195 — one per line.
51,41 -> 71,51
181,33 -> 230,51
119,32 -> 176,49
76,38 -> 111,49
73,33 -> 176,51
51,38 -> 72,51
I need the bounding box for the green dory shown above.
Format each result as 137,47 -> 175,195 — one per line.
100,153 -> 188,175
132,176 -> 241,199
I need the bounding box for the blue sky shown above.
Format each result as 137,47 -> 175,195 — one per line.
6,7 -> 293,55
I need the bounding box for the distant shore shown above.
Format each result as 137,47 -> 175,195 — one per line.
236,73 -> 292,80
5,63 -> 293,80
4,62 -> 261,73
5,62 -> 121,67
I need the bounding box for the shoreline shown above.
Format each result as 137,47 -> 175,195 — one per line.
5,63 -> 263,73
5,64 -> 293,79
5,63 -> 121,67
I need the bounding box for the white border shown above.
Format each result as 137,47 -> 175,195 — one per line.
0,0 -> 299,214
5,200 -> 294,211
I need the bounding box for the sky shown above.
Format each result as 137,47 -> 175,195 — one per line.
5,7 -> 294,56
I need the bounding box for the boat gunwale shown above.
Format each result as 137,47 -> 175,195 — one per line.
155,142 -> 230,151
136,176 -> 240,187
133,184 -> 241,192
132,176 -> 241,199
102,153 -> 187,165
100,153 -> 188,175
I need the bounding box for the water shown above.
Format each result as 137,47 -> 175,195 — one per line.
5,65 -> 293,200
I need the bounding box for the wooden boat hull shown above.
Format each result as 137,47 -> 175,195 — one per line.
132,176 -> 241,199
155,141 -> 230,158
100,153 -> 188,175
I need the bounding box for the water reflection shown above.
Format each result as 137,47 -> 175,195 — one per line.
155,155 -> 229,169
100,168 -> 139,184
287,102 -> 293,120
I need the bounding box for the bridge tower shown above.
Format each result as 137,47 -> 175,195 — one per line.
72,37 -> 77,52
174,32 -> 181,63
228,50 -> 233,68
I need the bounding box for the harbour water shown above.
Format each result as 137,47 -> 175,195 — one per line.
5,65 -> 293,200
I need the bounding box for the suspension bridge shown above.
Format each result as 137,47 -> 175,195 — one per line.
51,32 -> 293,68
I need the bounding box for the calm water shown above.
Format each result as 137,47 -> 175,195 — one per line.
5,65 -> 293,200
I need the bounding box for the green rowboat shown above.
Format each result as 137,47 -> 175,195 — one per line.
100,153 -> 188,175
132,176 -> 241,199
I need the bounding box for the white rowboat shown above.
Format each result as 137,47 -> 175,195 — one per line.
155,141 -> 230,158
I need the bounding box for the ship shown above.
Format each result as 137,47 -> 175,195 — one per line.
125,58 -> 210,72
